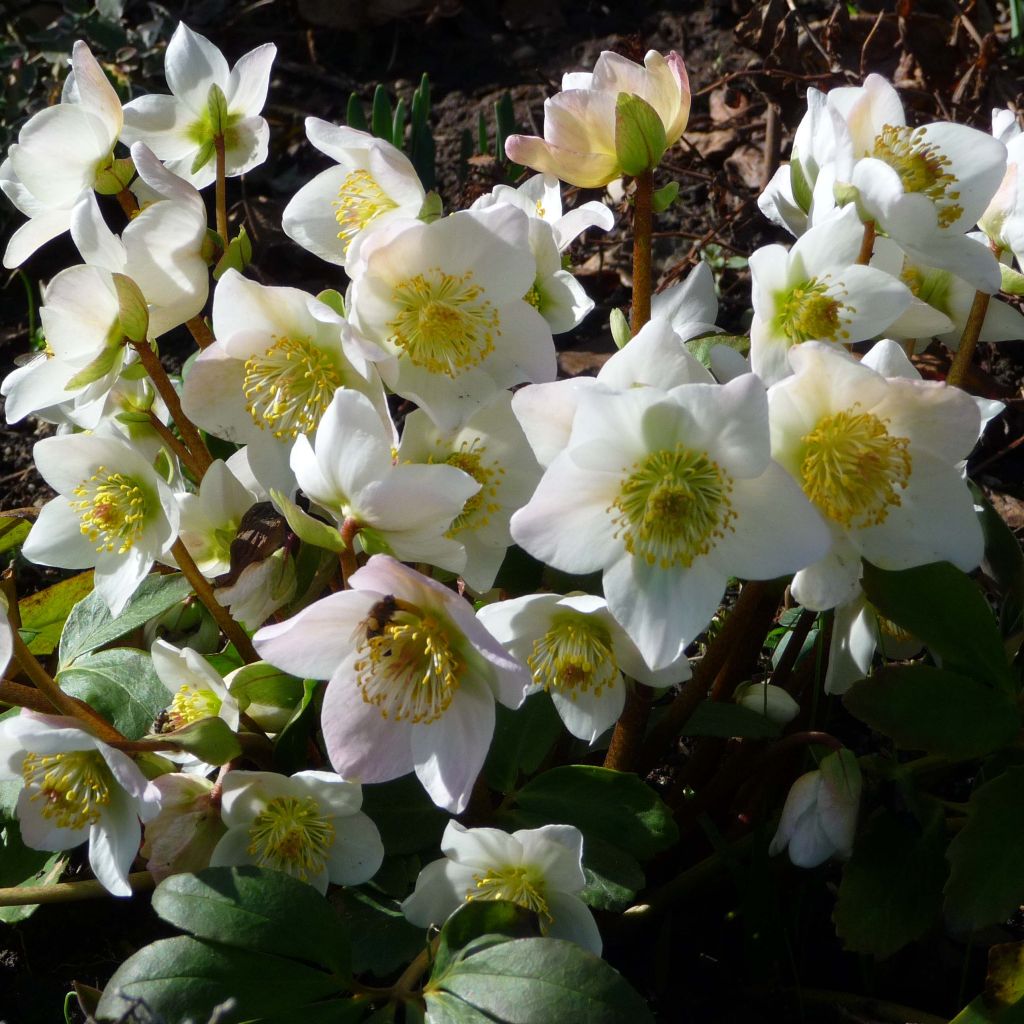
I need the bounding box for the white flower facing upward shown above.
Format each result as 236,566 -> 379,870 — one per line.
1,41 -> 123,267
478,592 -> 691,743
770,748 -> 861,868
283,120 -> 427,269
292,388 -> 479,573
151,638 -> 240,733
396,391 -> 542,593
23,434 -> 179,615
254,555 -> 531,814
402,821 -> 601,955
748,207 -> 915,384
209,770 -> 384,893
511,374 -> 831,670
121,23 -> 276,188
347,204 -> 556,431
0,712 -> 161,896
767,341 -> 985,612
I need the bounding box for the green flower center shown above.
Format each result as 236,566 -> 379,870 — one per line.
872,124 -> 962,227
355,609 -> 462,723
388,268 -> 500,376
610,445 -> 736,568
23,750 -> 112,830
776,278 -> 850,346
528,612 -> 618,698
243,335 -> 344,439
333,169 -> 398,254
71,467 -> 150,554
800,408 -> 912,527
247,796 -> 334,882
468,865 -> 551,922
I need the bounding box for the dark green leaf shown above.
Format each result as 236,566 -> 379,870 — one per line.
579,836 -> 645,912
834,803 -> 947,956
153,867 -> 351,977
427,937 -> 653,1024
976,488 -> 1024,629
19,570 -> 94,656
58,648 -> 168,740
59,572 -> 192,667
332,888 -> 426,977
484,693 -> 564,794
0,516 -> 30,555
946,767 -> 1024,932
433,901 -> 537,978
164,716 -> 242,765
861,561 -> 1013,692
682,700 -> 781,739
95,936 -> 345,1023
361,774 -> 447,855
0,822 -> 65,925
273,679 -> 322,773
499,766 -> 677,861
844,665 -> 1019,759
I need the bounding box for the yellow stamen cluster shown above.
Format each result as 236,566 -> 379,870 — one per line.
777,278 -> 851,345
355,609 -> 463,723
528,612 -> 618,700
800,408 -> 912,527
167,686 -> 222,729
469,865 -> 551,922
333,169 -> 398,254
439,440 -> 502,534
523,283 -> 543,309
872,124 -> 962,227
243,335 -> 344,439
387,268 -> 500,376
71,467 -> 149,554
22,750 -> 112,830
247,795 -> 335,881
610,445 -> 736,569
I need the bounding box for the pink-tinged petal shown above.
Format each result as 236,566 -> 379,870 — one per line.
505,134 -> 620,189
89,789 -> 141,896
165,23 -> 229,111
226,43 -> 276,116
326,810 -> 385,885
412,684 -> 494,813
320,667 -> 416,783
255,590 -> 379,679
546,891 -> 603,955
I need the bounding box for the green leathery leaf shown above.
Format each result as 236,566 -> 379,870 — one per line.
19,570 -> 95,656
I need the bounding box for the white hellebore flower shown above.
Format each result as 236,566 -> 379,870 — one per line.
0,712 -> 161,896
121,23 -> 276,188
23,434 -> 179,615
767,341 -> 985,612
769,748 -> 861,868
151,638 -> 241,732
980,108 -> 1024,265
210,770 -> 383,893
292,388 -> 479,573
511,374 -> 831,670
402,821 -> 601,954
347,204 -> 557,431
396,391 -> 542,592
478,592 -> 691,743
748,207 -> 915,384
283,119 -> 426,269
182,269 -> 386,493
254,555 -> 531,814
471,173 -> 614,333
1,41 -> 123,267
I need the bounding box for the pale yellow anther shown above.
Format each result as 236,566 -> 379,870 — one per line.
468,864 -> 551,922
333,169 -> 398,253
70,467 -> 149,554
872,124 -> 962,227
800,408 -> 912,527
528,612 -> 617,701
243,335 -> 344,439
436,439 -> 502,535
247,795 -> 335,881
776,278 -> 851,346
167,685 -> 222,729
609,444 -> 735,569
23,750 -> 112,830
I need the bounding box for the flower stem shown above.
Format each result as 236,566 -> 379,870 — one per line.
9,625 -> 127,744
147,411 -> 205,479
947,287 -> 992,388
171,538 -> 259,663
603,681 -> 651,772
214,135 -> 229,243
0,871 -> 154,907
856,220 -> 876,265
339,517 -> 361,587
0,678 -> 56,714
130,341 -> 213,477
630,169 -> 655,334
185,315 -> 215,350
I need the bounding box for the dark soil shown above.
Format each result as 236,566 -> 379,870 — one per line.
2,1 -> 1024,1021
